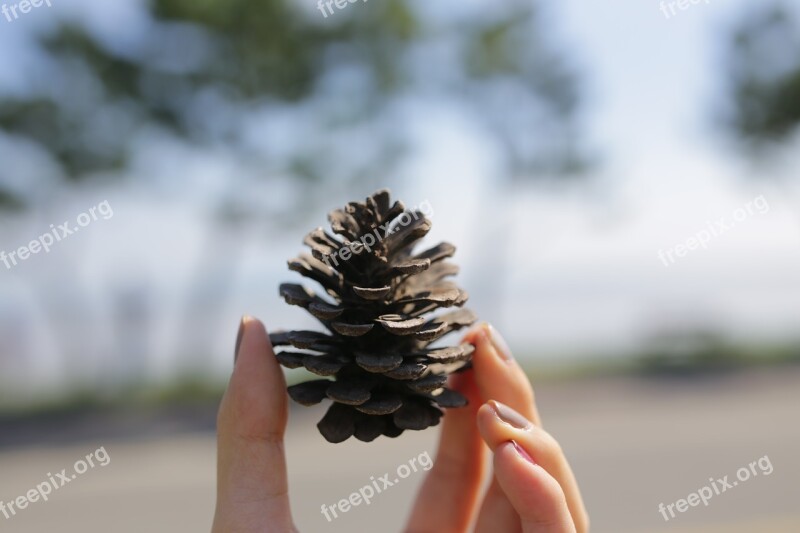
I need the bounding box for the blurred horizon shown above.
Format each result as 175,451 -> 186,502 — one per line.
2,2 -> 800,532
1,0 -> 800,407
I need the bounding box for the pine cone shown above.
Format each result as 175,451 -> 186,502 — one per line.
269,189 -> 477,443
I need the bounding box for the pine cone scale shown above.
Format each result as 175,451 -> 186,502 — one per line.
273,190 -> 477,443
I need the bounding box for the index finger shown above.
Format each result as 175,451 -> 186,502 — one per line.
466,323 -> 589,532
405,369 -> 487,532
463,323 -> 540,424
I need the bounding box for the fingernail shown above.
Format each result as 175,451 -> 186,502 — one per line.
489,400 -> 532,430
234,316 -> 248,363
511,440 -> 536,465
488,324 -> 513,361
464,322 -> 486,346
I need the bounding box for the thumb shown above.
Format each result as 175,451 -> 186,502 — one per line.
213,317 -> 297,533
490,441 -> 575,533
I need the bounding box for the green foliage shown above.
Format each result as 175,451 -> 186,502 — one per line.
725,4 -> 800,147
154,0 -> 336,100
0,188 -> 25,211
0,0 -> 587,206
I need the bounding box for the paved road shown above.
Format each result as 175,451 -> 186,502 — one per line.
1,366 -> 798,532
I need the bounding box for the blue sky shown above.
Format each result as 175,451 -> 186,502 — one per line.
1,0 -> 800,399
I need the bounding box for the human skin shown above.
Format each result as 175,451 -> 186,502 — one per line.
212,318 -> 589,533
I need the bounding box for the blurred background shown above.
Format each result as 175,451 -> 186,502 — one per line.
1,0 -> 799,531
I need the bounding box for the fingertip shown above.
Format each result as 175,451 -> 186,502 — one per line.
233,317 -> 278,374
470,324 -> 538,423
221,316 -> 288,438
494,441 -> 573,530
476,400 -> 533,451
215,318 -> 296,532
494,440 -> 545,490
234,316 -> 249,362
472,322 -> 514,364
462,321 -> 490,344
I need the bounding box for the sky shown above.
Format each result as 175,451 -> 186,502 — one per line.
1,0 -> 799,399
383,0 -> 800,354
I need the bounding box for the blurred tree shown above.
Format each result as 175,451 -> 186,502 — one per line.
0,0 -> 588,206
723,3 -> 800,150
463,2 -> 587,180
0,0 -> 590,385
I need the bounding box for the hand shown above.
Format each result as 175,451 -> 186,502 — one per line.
405,324 -> 589,533
212,317 -> 297,532
212,318 -> 588,533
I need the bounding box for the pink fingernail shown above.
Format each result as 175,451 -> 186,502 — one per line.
489,400 -> 533,430
488,324 -> 513,362
511,440 -> 536,465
